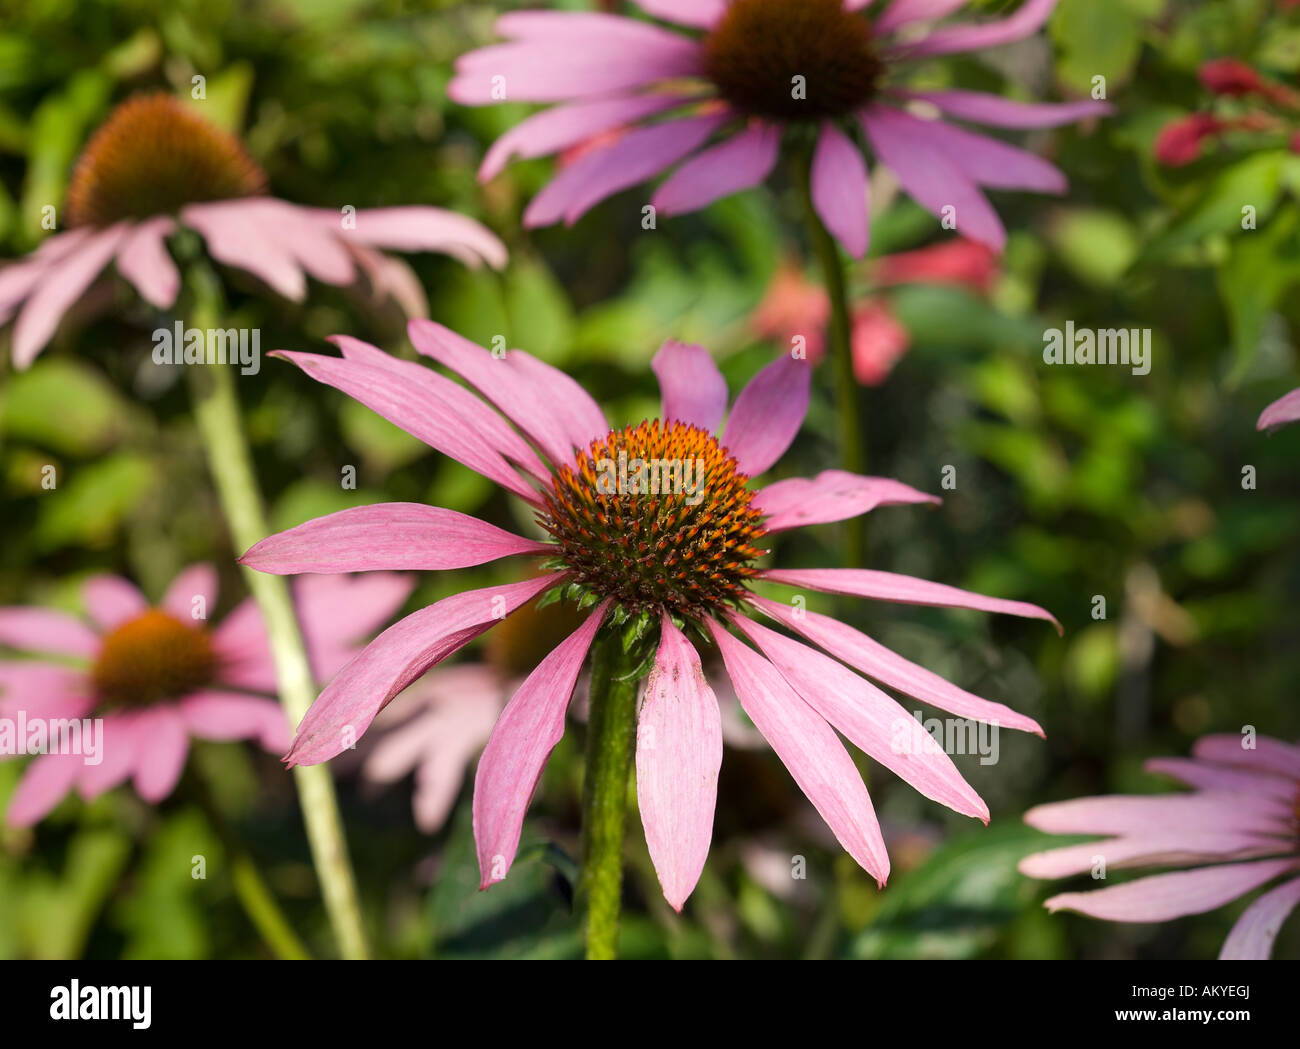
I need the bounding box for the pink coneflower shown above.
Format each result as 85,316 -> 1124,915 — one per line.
1020,734 -> 1300,959
0,93 -> 507,369
0,567 -> 412,826
1258,387 -> 1300,431
242,322 -> 1058,909
449,0 -> 1108,255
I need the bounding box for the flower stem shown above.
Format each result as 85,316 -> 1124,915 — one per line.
795,149 -> 867,565
182,265 -> 370,960
186,764 -> 311,960
577,633 -> 640,961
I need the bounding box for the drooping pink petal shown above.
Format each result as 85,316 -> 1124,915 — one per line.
731,614 -> 987,821
811,121 -> 871,259
293,572 -> 417,684
875,0 -> 971,36
1192,734 -> 1300,779
284,575 -> 562,767
272,348 -> 540,503
505,351 -> 609,452
256,201 -> 355,286
893,0 -> 1059,58
348,245 -> 428,318
161,563 -> 218,623
6,752 -> 81,826
523,114 -> 729,228
637,615 -> 723,911
0,229 -> 91,325
1144,757 -> 1297,802
0,608 -> 100,659
131,705 -> 189,802
210,598 -> 277,694
333,207 -> 508,270
480,93 -> 692,181
114,216 -> 179,309
77,712 -> 141,799
408,319 -> 579,469
651,340 -> 728,432
890,113 -> 1068,194
651,123 -> 781,216
12,223 -> 130,369
722,354 -> 812,478
179,691 -> 291,751
1258,387 -> 1300,431
634,0 -> 728,28
898,89 -> 1111,129
242,503 -> 548,575
1020,831 -> 1287,879
754,471 -> 939,532
762,567 -> 1062,632
1219,875 -> 1300,960
747,595 -> 1044,734
0,662 -> 91,721
860,106 -> 1006,252
182,200 -> 307,301
1023,793 -> 1291,838
1044,859 -> 1300,923
707,619 -> 890,886
81,575 -> 148,632
474,602 -> 609,888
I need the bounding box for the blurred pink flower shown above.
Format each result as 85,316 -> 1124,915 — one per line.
1258,387 -> 1300,431
451,0 -> 1108,255
1020,734 -> 1300,959
243,322 -> 1058,910
0,93 -> 507,369
0,567 -> 411,825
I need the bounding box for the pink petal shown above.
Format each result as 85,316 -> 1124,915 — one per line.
6,752 -> 81,827
811,121 -> 871,259
651,123 -> 781,216
335,207 -> 507,270
899,89 -> 1112,129
179,691 -> 291,751
707,619 -> 890,886
891,113 -> 1068,194
0,230 -> 91,325
293,572 -> 417,684
762,567 -> 1062,632
1020,831 -> 1288,879
182,199 -> 307,301
348,245 -> 428,318
0,662 -> 91,720
210,598 -> 277,694
473,602 -> 609,888
1220,875 -> 1300,960
1044,858 -> 1300,923
633,0 -> 727,28
81,575 -> 148,632
721,354 -> 812,478
114,216 -> 179,308
77,712 -> 140,799
0,607 -> 99,659
894,0 -> 1059,58
754,470 -> 940,532
651,340 -> 728,432
162,563 -> 218,623
1023,793 -> 1291,838
523,113 -> 728,228
732,614 -> 987,821
1144,757 -> 1297,802
860,106 -> 1006,252
875,0 -> 971,35
1192,734 -> 1300,779
272,347 -> 540,503
747,594 -> 1044,734
637,615 -> 723,911
505,351 -> 609,452
256,201 -> 355,286
1258,387 -> 1300,431
242,503 -> 548,574
131,706 -> 189,802
284,575 -> 562,766
12,223 -> 130,369
479,93 -> 692,181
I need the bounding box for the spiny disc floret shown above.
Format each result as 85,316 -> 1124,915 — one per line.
540,420 -> 768,618
92,609 -> 217,709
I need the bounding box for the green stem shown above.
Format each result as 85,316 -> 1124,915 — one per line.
186,766 -> 311,960
577,633 -> 640,961
796,149 -> 867,566
182,267 -> 370,960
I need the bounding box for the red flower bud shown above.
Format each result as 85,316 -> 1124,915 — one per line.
1154,113 -> 1222,166
1199,58 -> 1265,96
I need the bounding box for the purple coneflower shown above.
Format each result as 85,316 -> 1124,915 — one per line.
242,323 -> 1058,917
449,0 -> 1109,255
1020,734 -> 1300,959
0,567 -> 411,826
1259,387 -> 1300,431
0,93 -> 506,368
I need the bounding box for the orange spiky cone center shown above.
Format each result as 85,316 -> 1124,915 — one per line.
92,609 -> 217,709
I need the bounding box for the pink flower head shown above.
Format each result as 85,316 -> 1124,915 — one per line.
850,300 -> 910,384
1154,113 -> 1224,166
873,237 -> 998,294
0,566 -> 412,826
1199,58 -> 1267,97
243,322 -> 1059,910
450,0 -> 1110,256
1020,734 -> 1300,959
751,262 -> 833,361
0,93 -> 507,369
1258,386 -> 1300,431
